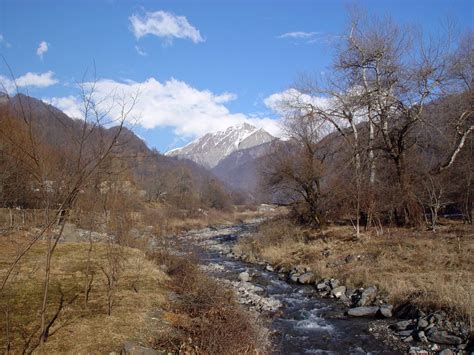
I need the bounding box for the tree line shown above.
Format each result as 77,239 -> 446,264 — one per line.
263,10 -> 473,234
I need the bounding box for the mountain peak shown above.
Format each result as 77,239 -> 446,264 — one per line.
166,123 -> 275,168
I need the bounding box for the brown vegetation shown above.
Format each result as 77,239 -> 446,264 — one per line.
234,217 -> 473,326
149,251 -> 269,354
0,234 -> 168,353
262,11 -> 473,231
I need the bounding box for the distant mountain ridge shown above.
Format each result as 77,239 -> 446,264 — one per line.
165,123 -> 276,168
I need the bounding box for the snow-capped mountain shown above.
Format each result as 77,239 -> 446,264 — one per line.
166,123 -> 276,168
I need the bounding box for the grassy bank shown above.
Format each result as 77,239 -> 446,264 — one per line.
0,234 -> 168,353
0,207 -> 272,353
234,217 -> 473,327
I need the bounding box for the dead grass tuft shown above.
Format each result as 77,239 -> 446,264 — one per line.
149,251 -> 270,354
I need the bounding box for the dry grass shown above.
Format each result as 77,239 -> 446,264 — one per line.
235,217 -> 474,326
148,251 -> 270,354
0,232 -> 169,353
142,204 -> 274,236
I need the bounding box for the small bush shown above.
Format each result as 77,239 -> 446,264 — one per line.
149,252 -> 269,354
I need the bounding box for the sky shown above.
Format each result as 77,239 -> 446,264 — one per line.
0,0 -> 472,153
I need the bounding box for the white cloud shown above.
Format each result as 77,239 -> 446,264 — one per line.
264,89 -> 330,116
278,31 -> 318,39
278,31 -> 340,45
45,77 -> 282,139
36,41 -> 49,59
135,45 -> 147,56
0,71 -> 58,93
45,95 -> 83,119
0,34 -> 11,48
129,10 -> 204,44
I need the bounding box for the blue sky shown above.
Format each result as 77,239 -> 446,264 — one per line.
0,0 -> 472,152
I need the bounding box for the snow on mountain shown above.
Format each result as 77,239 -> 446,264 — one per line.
165,123 -> 276,168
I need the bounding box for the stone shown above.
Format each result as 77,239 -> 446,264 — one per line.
403,335 -> 414,342
417,318 -> 429,329
429,344 -> 440,351
427,330 -> 463,345
265,265 -> 274,272
347,306 -> 379,317
316,280 -> 330,292
121,342 -> 162,355
331,286 -> 346,298
394,319 -> 414,331
356,286 -> 377,307
398,330 -> 414,337
438,350 -> 455,355
290,273 -> 300,283
238,271 -> 250,282
349,347 -> 366,354
328,278 -> 340,289
408,347 -> 429,355
417,331 -> 428,343
298,272 -> 316,284
379,304 -> 393,318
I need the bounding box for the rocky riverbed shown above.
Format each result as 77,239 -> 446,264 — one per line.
175,221 -> 408,354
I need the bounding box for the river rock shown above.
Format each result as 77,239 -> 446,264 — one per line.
394,319 -> 414,331
347,306 -> 379,317
355,286 -> 377,307
378,304 -> 392,318
328,278 -> 340,289
427,330 -> 463,345
330,286 -> 346,298
297,272 -> 316,284
265,265 -> 274,272
238,271 -> 250,282
417,330 -> 428,343
316,280 -> 331,292
290,273 -> 300,283
408,346 -> 429,355
417,318 -> 429,329
398,330 -> 414,337
121,341 -> 162,355
438,350 -> 455,355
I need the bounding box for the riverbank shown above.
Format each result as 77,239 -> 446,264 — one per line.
0,210 -> 273,354
180,221 -> 407,353
231,217 -> 473,353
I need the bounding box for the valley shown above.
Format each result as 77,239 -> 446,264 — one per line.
1,2 -> 473,354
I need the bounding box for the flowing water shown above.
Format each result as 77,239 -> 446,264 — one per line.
181,222 -> 401,355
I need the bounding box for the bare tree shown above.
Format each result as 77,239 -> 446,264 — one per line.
0,67 -> 139,349
262,110 -> 330,227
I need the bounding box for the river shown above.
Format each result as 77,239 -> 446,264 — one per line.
177,221 -> 401,354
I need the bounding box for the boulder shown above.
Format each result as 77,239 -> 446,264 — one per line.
427,330 -> 463,345
379,304 -> 393,318
316,280 -> 331,292
356,286 -> 377,307
238,271 -> 250,282
328,279 -> 340,289
331,286 -> 346,298
298,272 -> 316,284
347,306 -> 379,317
